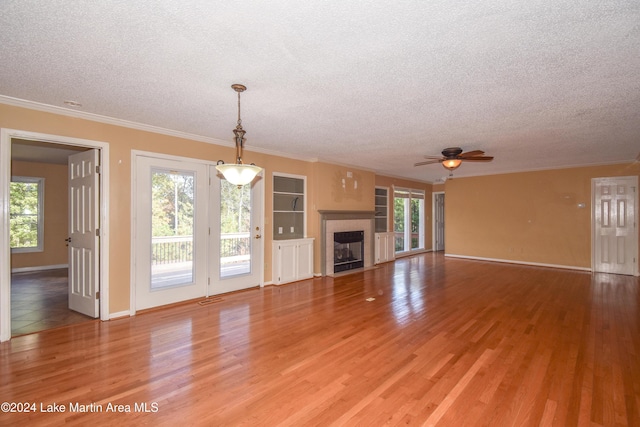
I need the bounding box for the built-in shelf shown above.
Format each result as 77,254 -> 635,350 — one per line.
374,187 -> 389,233
273,174 -> 305,240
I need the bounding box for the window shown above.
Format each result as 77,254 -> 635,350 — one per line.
394,187 -> 424,253
10,176 -> 44,252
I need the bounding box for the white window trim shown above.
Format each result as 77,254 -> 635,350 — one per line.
10,176 -> 44,253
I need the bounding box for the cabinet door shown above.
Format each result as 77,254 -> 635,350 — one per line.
277,242 -> 298,284
297,240 -> 314,279
375,233 -> 383,264
386,232 -> 396,261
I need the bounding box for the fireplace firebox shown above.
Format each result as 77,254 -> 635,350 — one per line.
333,230 -> 364,273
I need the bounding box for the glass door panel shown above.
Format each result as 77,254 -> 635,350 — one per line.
151,169 -> 195,289
410,198 -> 423,250
134,156 -> 207,311
220,179 -> 251,278
394,196 -> 406,252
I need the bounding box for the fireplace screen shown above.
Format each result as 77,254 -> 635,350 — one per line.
333,230 -> 364,273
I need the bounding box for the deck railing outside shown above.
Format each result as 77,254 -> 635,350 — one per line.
152,233 -> 250,265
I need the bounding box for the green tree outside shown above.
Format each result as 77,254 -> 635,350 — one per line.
10,180 -> 40,248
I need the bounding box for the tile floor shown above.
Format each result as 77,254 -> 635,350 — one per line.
11,268 -> 94,336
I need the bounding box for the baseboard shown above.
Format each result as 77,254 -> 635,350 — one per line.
444,254 -> 592,272
108,310 -> 131,320
11,264 -> 68,273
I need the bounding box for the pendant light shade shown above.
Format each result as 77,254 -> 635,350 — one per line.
216,163 -> 262,186
215,84 -> 262,186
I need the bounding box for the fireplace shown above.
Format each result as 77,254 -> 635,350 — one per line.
319,210 -> 375,276
333,231 -> 364,273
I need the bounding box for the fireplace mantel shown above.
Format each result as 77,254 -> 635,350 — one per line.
319,211 -> 375,276
318,210 -> 376,220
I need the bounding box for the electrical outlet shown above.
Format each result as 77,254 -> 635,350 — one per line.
290,226 -> 294,233
278,227 -> 283,234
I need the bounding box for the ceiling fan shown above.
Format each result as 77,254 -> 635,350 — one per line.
414,147 -> 494,175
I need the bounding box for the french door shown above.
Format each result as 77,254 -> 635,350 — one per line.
394,187 -> 425,254
133,155 -> 264,311
209,166 -> 263,294
134,156 -> 208,310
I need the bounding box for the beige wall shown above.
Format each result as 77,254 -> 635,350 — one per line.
10,160 -> 68,269
445,164 -> 640,268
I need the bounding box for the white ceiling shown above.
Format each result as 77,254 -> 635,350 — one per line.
1,1 -> 639,183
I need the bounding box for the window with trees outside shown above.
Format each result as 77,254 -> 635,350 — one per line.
394,187 -> 425,254
10,176 -> 44,253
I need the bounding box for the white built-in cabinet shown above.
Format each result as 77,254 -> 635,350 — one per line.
272,238 -> 314,284
374,186 -> 394,264
375,232 -> 395,264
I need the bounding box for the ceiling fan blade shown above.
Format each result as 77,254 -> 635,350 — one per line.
463,156 -> 494,161
459,150 -> 485,158
414,159 -> 442,167
422,155 -> 444,160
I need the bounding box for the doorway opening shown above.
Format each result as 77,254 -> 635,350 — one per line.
1,129 -> 110,342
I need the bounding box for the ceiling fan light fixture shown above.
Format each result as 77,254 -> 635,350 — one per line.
215,83 -> 262,186
442,158 -> 462,170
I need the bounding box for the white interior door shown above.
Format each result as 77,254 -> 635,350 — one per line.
210,167 -> 264,294
593,176 -> 638,275
134,156 -> 208,310
68,149 -> 100,317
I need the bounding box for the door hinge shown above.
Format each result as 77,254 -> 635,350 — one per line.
96,165 -> 101,174
96,291 -> 100,299
96,228 -> 100,237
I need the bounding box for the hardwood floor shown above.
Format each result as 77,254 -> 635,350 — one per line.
11,269 -> 94,336
1,253 -> 639,426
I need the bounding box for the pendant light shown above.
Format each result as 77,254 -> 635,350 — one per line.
215,84 -> 262,186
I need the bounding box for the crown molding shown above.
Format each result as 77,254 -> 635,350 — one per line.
0,95 -> 316,163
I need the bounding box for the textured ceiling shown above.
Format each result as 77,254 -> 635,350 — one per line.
1,1 -> 639,183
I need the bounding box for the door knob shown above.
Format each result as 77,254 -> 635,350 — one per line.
255,234 -> 262,239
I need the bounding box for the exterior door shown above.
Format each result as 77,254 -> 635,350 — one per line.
134,156 -> 208,310
593,177 -> 638,275
68,149 -> 100,317
210,167 -> 263,294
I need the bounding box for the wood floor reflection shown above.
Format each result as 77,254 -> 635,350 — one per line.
1,253 -> 639,426
11,268 -> 94,336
